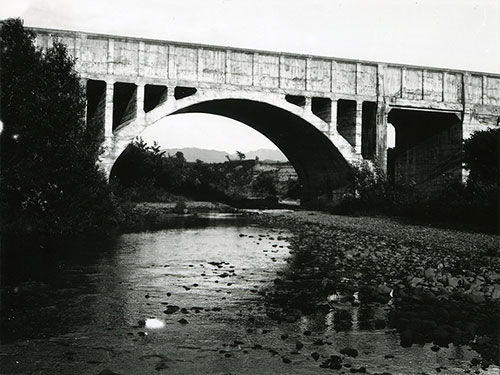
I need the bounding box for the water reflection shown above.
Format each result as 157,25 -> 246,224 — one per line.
1,214 -> 498,375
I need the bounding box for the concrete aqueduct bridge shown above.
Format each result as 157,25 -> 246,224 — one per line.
34,28 -> 500,204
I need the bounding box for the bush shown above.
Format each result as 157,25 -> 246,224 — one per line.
252,171 -> 278,197
173,200 -> 188,214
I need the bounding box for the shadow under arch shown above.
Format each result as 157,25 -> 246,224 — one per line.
167,98 -> 353,205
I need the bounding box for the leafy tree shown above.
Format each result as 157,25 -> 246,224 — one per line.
0,18 -> 117,237
464,127 -> 499,185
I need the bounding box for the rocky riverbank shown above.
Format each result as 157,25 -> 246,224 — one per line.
247,210 -> 500,369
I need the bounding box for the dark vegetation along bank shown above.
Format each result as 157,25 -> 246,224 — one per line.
111,127 -> 499,234
334,126 -> 499,234
0,18 -> 118,240
110,138 -> 300,209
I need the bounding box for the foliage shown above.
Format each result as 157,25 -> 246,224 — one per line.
0,18 -> 117,237
285,178 -> 301,199
337,128 -> 499,233
111,140 -> 292,203
236,150 -> 246,160
173,200 -> 188,214
252,171 -> 278,197
464,127 -> 499,185
335,160 -> 414,214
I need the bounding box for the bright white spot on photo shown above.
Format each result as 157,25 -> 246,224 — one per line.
145,318 -> 165,329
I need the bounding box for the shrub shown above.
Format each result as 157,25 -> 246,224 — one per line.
252,171 -> 278,197
173,200 -> 188,214
464,127 -> 499,185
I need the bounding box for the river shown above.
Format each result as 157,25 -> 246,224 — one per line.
0,213 -> 497,374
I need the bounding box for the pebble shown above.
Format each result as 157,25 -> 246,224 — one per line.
377,284 -> 392,295
98,370 -> 120,375
468,291 -> 485,304
320,355 -> 343,370
340,347 -> 359,357
424,268 -> 436,282
350,367 -> 367,373
491,284 -> 500,300
164,305 -> 179,314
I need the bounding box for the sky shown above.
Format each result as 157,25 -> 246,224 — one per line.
2,0 -> 499,152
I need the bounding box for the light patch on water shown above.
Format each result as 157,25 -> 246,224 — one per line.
145,318 -> 165,329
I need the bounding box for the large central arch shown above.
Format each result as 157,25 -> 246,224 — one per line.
104,91 -> 359,205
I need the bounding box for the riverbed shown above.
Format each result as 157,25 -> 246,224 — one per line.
1,212 -> 498,374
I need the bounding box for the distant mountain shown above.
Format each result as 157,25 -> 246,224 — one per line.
162,147 -> 287,163
163,147 -> 230,163
245,149 -> 287,162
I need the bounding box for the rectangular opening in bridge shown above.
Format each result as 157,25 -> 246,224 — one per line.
86,80 -> 106,135
144,84 -> 168,113
174,86 -> 197,100
386,123 -> 396,184
113,82 -> 137,130
312,97 -> 331,123
336,99 -> 356,147
388,109 -> 462,192
285,94 -> 305,107
361,101 -> 377,159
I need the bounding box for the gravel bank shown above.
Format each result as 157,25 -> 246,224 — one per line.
253,210 -> 499,254
248,209 -> 500,368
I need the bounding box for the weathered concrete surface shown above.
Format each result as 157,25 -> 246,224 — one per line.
33,28 -> 500,199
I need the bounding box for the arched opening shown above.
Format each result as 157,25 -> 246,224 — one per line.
170,99 -> 353,204
109,98 -> 353,206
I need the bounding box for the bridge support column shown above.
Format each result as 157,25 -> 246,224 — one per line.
375,103 -> 388,173
136,84 -> 146,124
355,101 -> 363,154
330,100 -> 337,136
104,81 -> 114,138
305,97 -> 312,112
80,78 -> 88,123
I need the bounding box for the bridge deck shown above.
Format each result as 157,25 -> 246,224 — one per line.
32,27 -> 500,113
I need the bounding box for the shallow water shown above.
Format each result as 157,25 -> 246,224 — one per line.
0,214 -> 497,374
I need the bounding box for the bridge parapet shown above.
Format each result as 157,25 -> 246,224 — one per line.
33,27 -> 500,112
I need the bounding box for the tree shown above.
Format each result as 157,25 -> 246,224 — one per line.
464,127 -> 499,185
236,150 -> 246,160
0,19 -> 117,237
